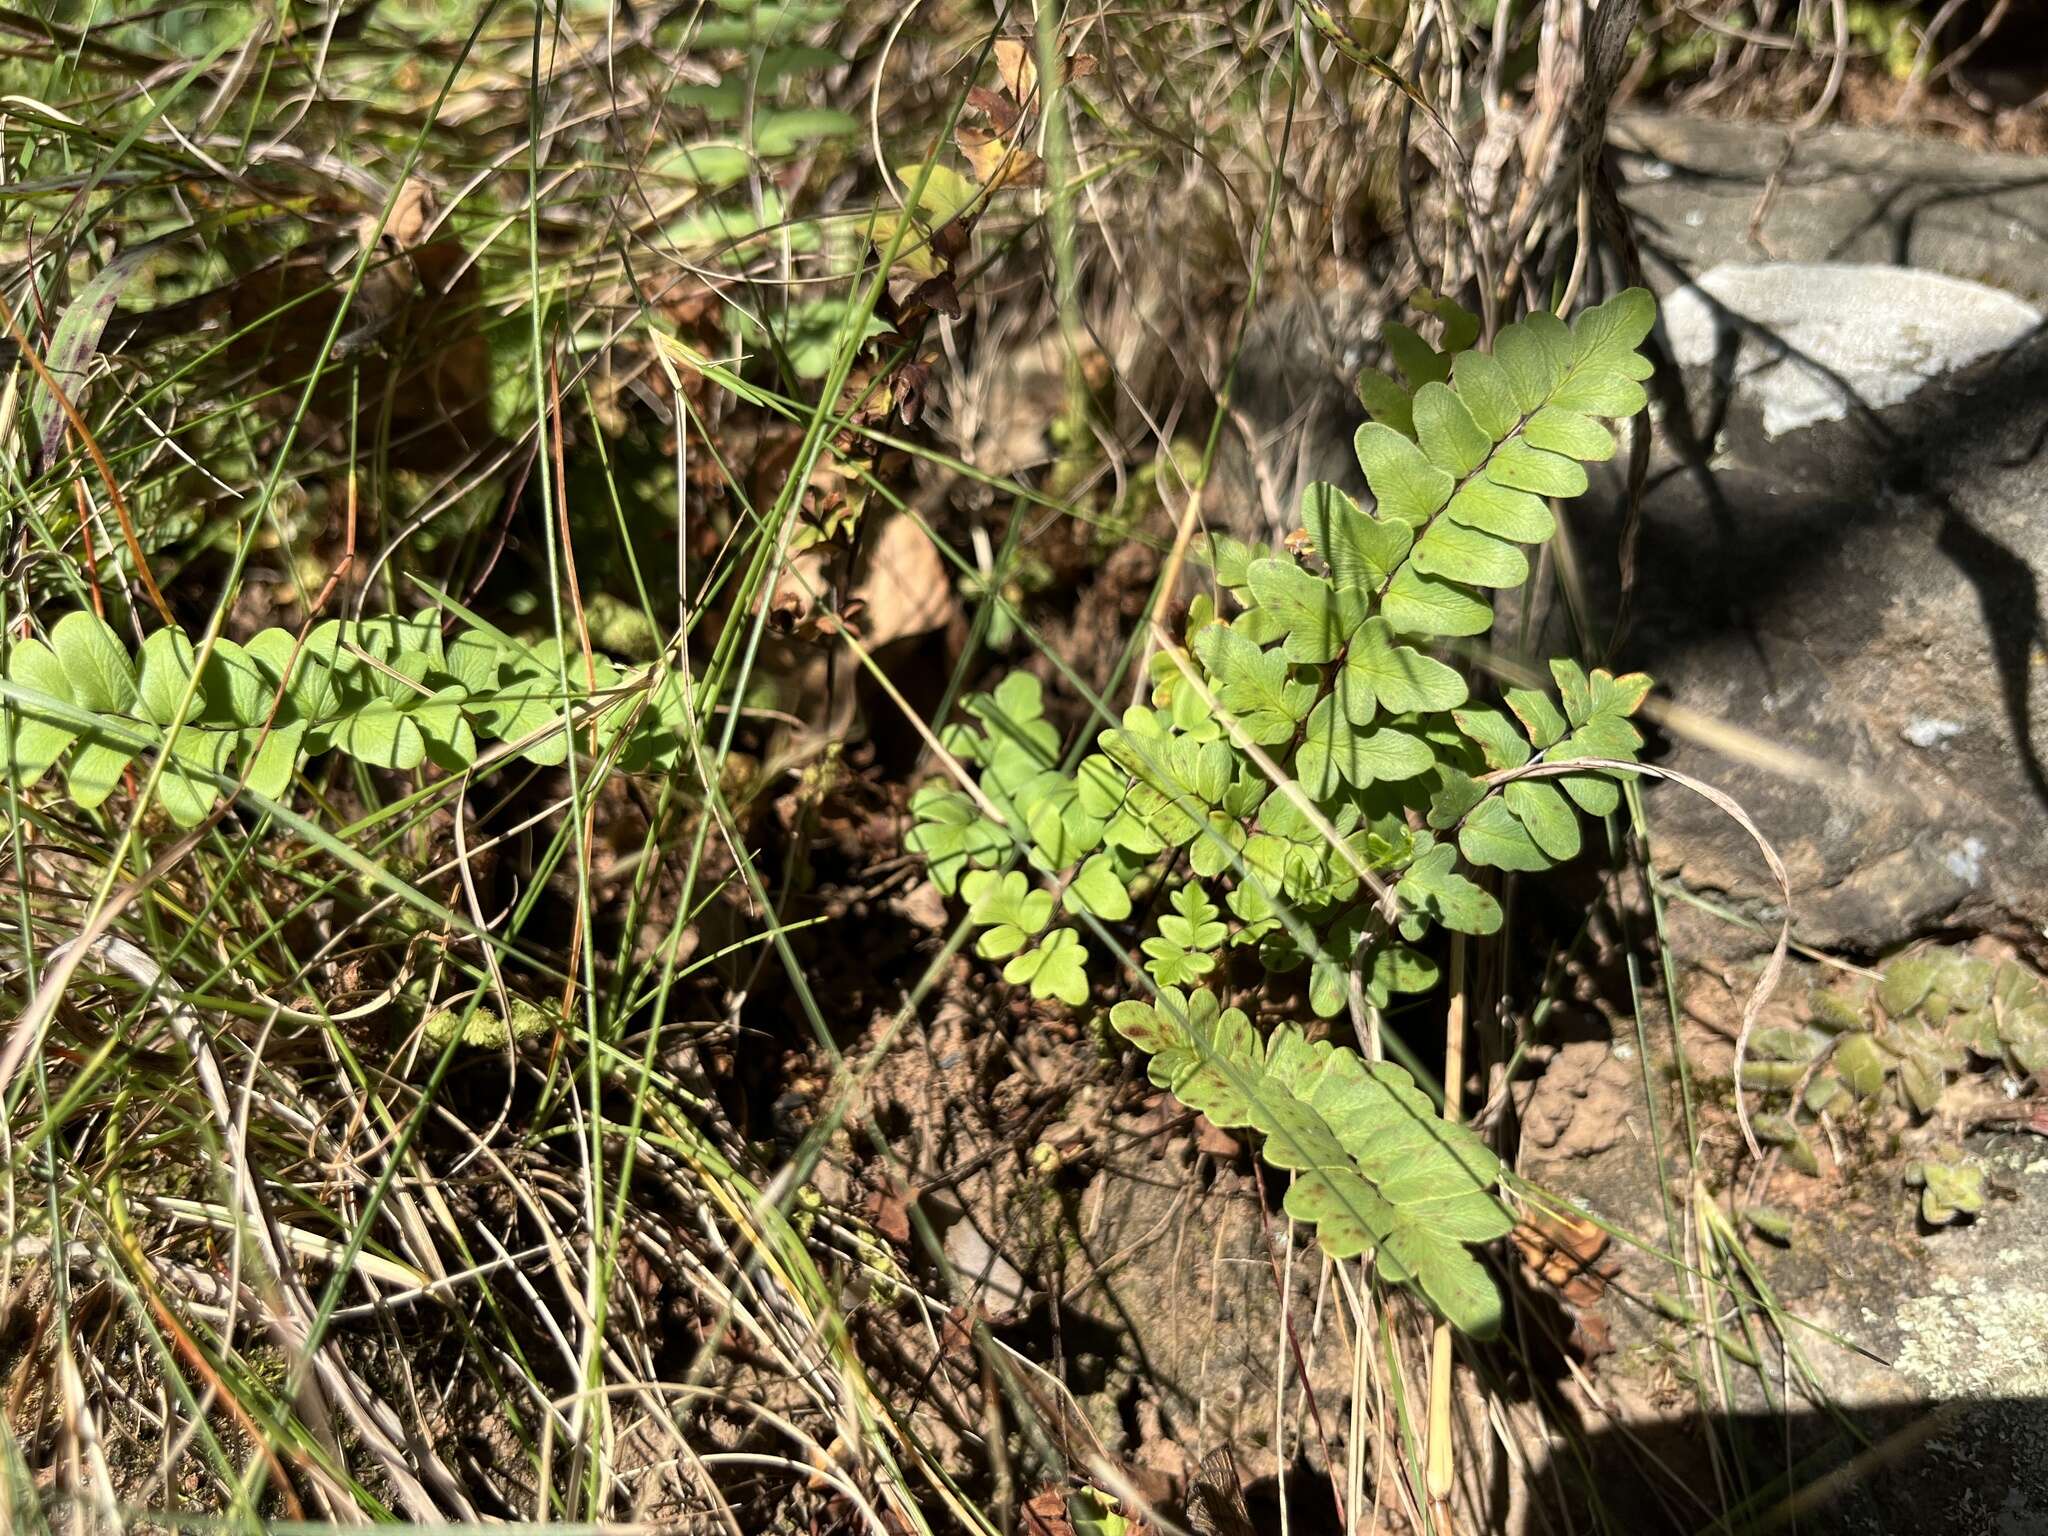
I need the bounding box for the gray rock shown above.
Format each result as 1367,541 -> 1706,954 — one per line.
1661,263 -> 2042,436
1507,116 -> 2048,1531
1615,111 -> 2048,303
1583,115 -> 2048,954
1523,1108 -> 2048,1534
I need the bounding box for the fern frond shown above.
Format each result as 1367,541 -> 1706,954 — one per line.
0,612 -> 688,827
1110,987 -> 1515,1335
904,290 -> 1662,1334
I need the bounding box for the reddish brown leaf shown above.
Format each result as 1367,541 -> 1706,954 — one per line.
1193,1114 -> 1242,1161
863,1180 -> 912,1246
1021,1488 -> 1073,1536
967,84 -> 1023,134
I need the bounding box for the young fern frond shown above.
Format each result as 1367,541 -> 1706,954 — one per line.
907,288 -> 1659,1333
1110,987 -> 1514,1335
0,611 -> 692,826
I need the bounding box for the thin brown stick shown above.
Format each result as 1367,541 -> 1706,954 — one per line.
0,289 -> 174,625
1426,931 -> 1467,1535
110,1195 -> 309,1519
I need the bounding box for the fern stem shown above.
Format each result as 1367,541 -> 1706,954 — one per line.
1426,931 -> 1468,1531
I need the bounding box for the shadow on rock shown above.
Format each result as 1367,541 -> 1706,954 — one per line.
1522,1396 -> 2048,1535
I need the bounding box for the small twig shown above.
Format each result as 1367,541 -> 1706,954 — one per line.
1426,932 -> 1467,1536
1797,0 -> 1850,128
1477,756 -> 1792,1161
0,288 -> 174,624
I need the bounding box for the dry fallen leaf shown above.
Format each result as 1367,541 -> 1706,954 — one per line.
993,38 -> 1035,106
956,125 -> 1045,192
1512,1207 -> 1618,1310
851,510 -> 954,652
967,83 -> 1022,134
990,35 -> 1095,111
1192,1113 -> 1242,1161
863,1179 -> 913,1246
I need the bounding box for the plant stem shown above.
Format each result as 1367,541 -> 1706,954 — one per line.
1427,931 -> 1468,1532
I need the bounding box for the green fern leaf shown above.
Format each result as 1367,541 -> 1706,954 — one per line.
1503,689 -> 1567,749
1108,991 -> 1513,1335
1195,624 -> 1315,744
1299,483 -> 1412,589
1244,559 -> 1370,664
1338,618 -> 1468,721
1442,478 -> 1555,542
1396,841 -> 1502,935
905,784 -> 1009,894
158,727 -> 232,828
1411,519 -> 1528,589
1062,851 -> 1131,920
1381,567 -> 1494,639
1355,368 -> 1416,438
1502,779 -> 1582,861
1446,350 -> 1520,438
964,869 -> 1054,958
1295,696 -> 1433,797
50,611 -> 137,714
2,638 -> 77,783
1457,795 -> 1552,872
906,291 -> 1663,1340
1382,322 -> 1451,387
1003,927 -> 1089,1005
1354,424 -> 1453,528
135,627 -> 197,726
1411,382 -> 1492,477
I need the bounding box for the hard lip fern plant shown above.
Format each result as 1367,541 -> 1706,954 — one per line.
0,609 -> 693,827
908,287 -> 1660,1335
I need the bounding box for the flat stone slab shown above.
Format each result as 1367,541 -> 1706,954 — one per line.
1571,114 -> 2048,952
1661,262 -> 2043,436
1524,1122 -> 2048,1534
1615,111 -> 2048,303
1518,111 -> 2048,1531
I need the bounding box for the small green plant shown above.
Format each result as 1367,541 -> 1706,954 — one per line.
1744,946 -> 2047,1199
1751,946 -> 2048,1121
907,288 -> 1661,1334
0,609 -> 692,827
1906,1157 -> 1984,1226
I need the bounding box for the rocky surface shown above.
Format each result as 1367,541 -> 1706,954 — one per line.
1480,114 -> 2048,1534
1614,111 -> 2048,304
1660,262 -> 2043,437
1518,1018 -> 2048,1535
1587,113 -> 2048,955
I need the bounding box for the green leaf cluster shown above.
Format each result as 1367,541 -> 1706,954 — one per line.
1754,947 -> 2048,1156
903,290 -> 1661,1331
1,611 -> 693,827
1905,1158 -> 1984,1226
1109,988 -> 1514,1336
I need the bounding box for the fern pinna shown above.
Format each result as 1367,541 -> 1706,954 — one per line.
907,288 -> 1659,1335
0,610 -> 690,826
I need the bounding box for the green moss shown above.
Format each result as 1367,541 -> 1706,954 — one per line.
420,996 -> 556,1049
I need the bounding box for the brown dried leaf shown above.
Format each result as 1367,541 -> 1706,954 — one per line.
993,38 -> 1035,105
863,1179 -> 912,1246
1571,1308 -> 1614,1361
967,84 -> 1022,134
956,125 -> 1045,191
1192,1114 -> 1242,1161
1512,1207 -> 1616,1307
